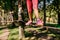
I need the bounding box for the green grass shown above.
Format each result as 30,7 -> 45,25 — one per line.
0,29 -> 3,34
0,23 -> 60,40
46,24 -> 60,28
8,28 -> 19,40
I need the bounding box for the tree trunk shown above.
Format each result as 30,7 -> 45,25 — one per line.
18,0 -> 25,40
43,0 -> 46,26
58,10 -> 60,25
56,0 -> 60,25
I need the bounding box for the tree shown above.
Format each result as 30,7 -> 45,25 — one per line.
43,0 -> 46,26
52,0 -> 60,24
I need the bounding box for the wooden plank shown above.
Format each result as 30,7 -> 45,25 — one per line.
44,26 -> 60,30
25,28 -> 40,31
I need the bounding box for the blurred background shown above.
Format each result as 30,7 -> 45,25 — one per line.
0,0 -> 60,40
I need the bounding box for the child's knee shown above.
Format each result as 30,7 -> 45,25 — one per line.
28,10 -> 32,13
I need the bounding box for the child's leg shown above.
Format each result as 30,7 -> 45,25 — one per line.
32,0 -> 43,25
32,0 -> 39,19
26,0 -> 32,25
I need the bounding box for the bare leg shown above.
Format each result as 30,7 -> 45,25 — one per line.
32,0 -> 39,19
32,0 -> 43,26
34,9 -> 39,19
26,0 -> 32,25
28,12 -> 32,21
26,0 -> 32,21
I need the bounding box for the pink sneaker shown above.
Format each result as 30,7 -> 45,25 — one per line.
25,20 -> 32,25
36,19 -> 43,26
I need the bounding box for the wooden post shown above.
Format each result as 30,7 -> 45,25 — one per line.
18,0 -> 25,40
1,10 -> 4,25
19,26 -> 25,40
2,10 -> 4,18
18,7 -> 25,40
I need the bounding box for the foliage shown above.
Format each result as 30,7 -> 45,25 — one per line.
0,0 -> 17,11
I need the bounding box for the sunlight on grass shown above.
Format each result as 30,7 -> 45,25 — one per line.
0,30 -> 3,34
47,34 -> 56,37
8,28 -> 19,40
